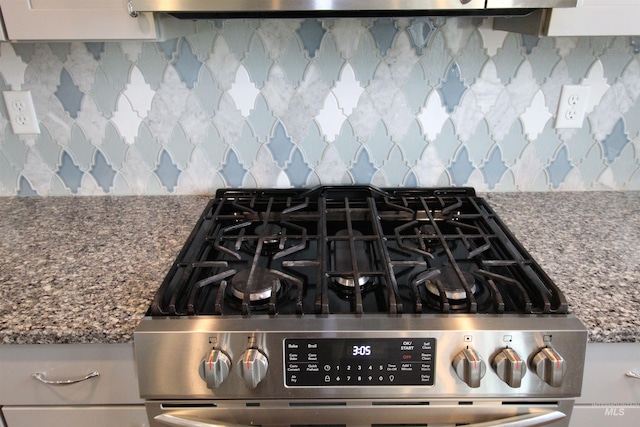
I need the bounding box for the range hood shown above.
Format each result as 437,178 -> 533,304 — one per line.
129,0 -> 579,19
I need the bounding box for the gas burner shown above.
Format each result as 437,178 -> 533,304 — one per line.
332,229 -> 371,289
255,223 -> 282,245
425,266 -> 476,300
230,267 -> 282,302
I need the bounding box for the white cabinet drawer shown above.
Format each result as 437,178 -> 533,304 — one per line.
2,405 -> 148,427
577,343 -> 640,405
0,0 -> 157,40
0,343 -> 142,406
570,406 -> 640,427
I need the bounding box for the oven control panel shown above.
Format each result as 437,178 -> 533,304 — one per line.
284,338 -> 436,387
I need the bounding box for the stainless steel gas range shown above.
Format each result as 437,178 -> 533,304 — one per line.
135,186 -> 587,427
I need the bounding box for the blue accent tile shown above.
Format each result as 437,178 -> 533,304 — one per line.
520,35 -> 540,56
492,34 -> 525,83
249,95 -> 277,143
90,150 -> 117,193
91,68 -> 119,118
100,44 -> 132,92
57,151 -> 84,194
134,123 -> 162,169
528,37 -> 561,84
281,36 -> 309,84
565,39 -> 596,81
350,148 -> 377,184
10,44 -> 34,63
68,124 -> 95,171
47,43 -> 68,62
632,37 -> 640,54
297,19 -> 326,59
437,63 -> 467,113
404,171 -> 418,187
154,149 -> 181,192
102,123 -> 129,169
407,18 -> 436,56
34,127 -> 63,170
157,38 -> 179,61
457,32 -> 489,84
481,147 -> 508,190
421,32 -> 453,86
268,122 -> 295,168
167,124 -> 194,169
1,129 -> 28,169
17,176 -> 38,196
85,42 -> 105,61
243,34 -> 273,87
221,149 -> 247,187
448,147 -> 474,186
138,42 -> 168,90
222,20 -> 255,59
602,119 -> 630,164
194,67 -> 222,116
600,37 -> 633,81
349,32 -> 379,85
314,33 -> 345,83
369,18 -> 398,56
55,68 -> 84,119
286,148 -> 312,187
547,145 -> 573,189
173,39 -> 203,90
0,149 -> 19,192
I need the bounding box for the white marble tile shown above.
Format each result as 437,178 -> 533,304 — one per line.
412,144 -> 446,186
111,95 -> 141,145
228,65 -> 260,116
0,44 -> 28,90
261,64 -> 295,118
76,95 -> 109,147
332,63 -> 364,116
256,19 -> 303,60
316,92 -> 346,143
331,18 -> 370,60
417,90 -> 449,140
205,35 -> 241,91
520,90 -> 552,141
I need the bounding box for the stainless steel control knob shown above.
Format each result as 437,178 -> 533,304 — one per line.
531,347 -> 565,387
199,349 -> 231,389
237,348 -> 269,388
492,348 -> 526,388
452,347 -> 486,388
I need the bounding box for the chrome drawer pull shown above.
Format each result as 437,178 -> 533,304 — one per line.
625,369 -> 640,379
32,371 -> 100,385
155,410 -> 564,427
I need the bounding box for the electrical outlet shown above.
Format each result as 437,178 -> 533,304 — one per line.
2,91 -> 41,134
555,85 -> 591,129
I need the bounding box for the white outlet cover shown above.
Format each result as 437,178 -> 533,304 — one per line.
2,90 -> 41,134
555,85 -> 591,129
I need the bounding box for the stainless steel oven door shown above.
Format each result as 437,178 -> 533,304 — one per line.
146,399 -> 575,427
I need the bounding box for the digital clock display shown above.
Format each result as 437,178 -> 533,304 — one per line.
351,345 -> 372,356
284,338 -> 436,387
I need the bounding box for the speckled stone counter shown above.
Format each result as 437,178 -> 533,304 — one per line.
1,192 -> 638,345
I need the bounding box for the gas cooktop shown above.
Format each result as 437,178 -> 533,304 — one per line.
149,186 -> 568,317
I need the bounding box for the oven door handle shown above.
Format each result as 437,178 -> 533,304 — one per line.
155,410 -> 565,427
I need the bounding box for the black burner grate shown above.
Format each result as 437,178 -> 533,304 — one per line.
149,186 -> 568,316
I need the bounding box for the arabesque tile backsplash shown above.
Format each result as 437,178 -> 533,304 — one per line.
0,17 -> 639,196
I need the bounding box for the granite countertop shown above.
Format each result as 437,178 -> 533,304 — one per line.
0,192 -> 638,345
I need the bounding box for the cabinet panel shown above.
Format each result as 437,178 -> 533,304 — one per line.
0,343 -> 142,406
0,0 -> 156,40
493,0 -> 640,36
568,343 -> 640,427
3,406 -> 148,427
